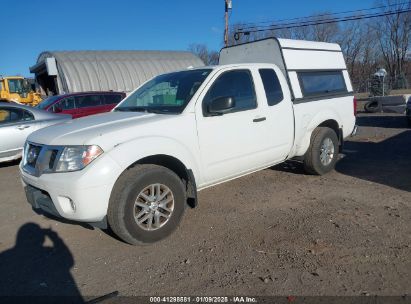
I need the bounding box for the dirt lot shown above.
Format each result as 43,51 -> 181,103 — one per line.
0,112 -> 410,300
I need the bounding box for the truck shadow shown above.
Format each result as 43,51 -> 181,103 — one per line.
336,130 -> 411,192
32,209 -> 128,245
272,115 -> 411,192
0,223 -> 84,302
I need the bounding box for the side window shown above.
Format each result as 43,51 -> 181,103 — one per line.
0,108 -> 11,124
22,110 -> 34,121
203,70 -> 256,115
75,95 -> 102,108
259,69 -> 284,106
56,97 -> 76,110
103,94 -> 123,105
0,108 -> 30,124
298,71 -> 347,97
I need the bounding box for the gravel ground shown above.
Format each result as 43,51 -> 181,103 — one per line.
0,113 -> 410,300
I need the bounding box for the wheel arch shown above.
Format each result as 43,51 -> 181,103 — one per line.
293,109 -> 342,157
126,154 -> 198,208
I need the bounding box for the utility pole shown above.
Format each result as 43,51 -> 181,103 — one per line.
224,0 -> 232,47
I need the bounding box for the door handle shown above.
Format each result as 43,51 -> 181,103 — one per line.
253,117 -> 266,123
17,125 -> 30,130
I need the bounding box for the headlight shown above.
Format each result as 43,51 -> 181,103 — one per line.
55,145 -> 103,172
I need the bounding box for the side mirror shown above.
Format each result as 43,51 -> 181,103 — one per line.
207,96 -> 235,115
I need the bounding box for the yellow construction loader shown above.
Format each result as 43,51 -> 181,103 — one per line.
0,76 -> 42,106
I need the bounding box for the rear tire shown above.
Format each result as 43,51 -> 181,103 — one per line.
303,127 -> 339,175
107,164 -> 186,245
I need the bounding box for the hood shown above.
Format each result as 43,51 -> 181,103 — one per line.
28,111 -> 174,149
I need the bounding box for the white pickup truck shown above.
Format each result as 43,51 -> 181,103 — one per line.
20,38 -> 356,244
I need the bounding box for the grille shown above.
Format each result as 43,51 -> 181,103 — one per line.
48,149 -> 59,169
23,143 -> 65,177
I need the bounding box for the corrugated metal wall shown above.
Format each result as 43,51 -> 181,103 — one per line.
36,50 -> 204,94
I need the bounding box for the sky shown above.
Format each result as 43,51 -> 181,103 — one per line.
1,0 -> 374,77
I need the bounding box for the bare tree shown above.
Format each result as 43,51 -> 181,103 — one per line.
375,0 -> 411,87
188,44 -> 219,65
227,2 -> 411,91
293,13 -> 340,42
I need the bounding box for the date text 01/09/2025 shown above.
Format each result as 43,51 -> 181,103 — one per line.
149,296 -> 258,303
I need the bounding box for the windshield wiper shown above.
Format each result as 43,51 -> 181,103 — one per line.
114,106 -> 148,112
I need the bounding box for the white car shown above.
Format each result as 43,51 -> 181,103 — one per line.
0,102 -> 71,163
20,38 -> 356,244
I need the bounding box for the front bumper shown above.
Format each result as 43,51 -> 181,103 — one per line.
20,153 -> 122,223
25,184 -> 60,217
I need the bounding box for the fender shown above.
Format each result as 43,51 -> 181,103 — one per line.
106,135 -> 203,186
293,108 -> 342,157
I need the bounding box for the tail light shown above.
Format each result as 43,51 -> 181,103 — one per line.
353,96 -> 357,116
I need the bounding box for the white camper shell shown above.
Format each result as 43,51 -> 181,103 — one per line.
219,38 -> 353,101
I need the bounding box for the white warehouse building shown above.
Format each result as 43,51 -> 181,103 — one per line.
29,50 -> 204,96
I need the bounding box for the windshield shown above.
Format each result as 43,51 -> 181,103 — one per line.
36,95 -> 62,109
8,79 -> 29,94
116,69 -> 212,114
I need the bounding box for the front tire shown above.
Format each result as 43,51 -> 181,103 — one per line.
107,164 -> 186,245
303,127 -> 339,175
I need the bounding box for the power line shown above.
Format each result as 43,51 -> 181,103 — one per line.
235,8 -> 411,36
239,8 -> 411,31
238,1 -> 411,28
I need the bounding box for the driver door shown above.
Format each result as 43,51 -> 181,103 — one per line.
195,68 -> 273,186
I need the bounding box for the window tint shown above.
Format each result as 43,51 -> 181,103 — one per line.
57,97 -> 76,110
75,95 -> 102,108
203,70 -> 256,115
103,94 -> 123,105
259,69 -> 284,106
298,71 -> 347,97
0,108 -> 33,124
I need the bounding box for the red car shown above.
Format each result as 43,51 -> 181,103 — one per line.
36,91 -> 126,118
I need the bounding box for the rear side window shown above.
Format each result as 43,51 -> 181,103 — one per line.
57,97 -> 75,110
259,69 -> 284,106
103,94 -> 123,105
75,95 -> 102,108
298,71 -> 346,97
0,108 -> 33,124
203,70 -> 257,115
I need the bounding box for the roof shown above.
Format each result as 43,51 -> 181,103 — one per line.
277,38 -> 341,51
56,91 -> 126,98
0,101 -> 62,118
31,50 -> 204,93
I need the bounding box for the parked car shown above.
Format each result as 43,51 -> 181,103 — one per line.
36,91 -> 126,118
20,38 -> 356,245
406,96 -> 411,126
0,102 -> 71,163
